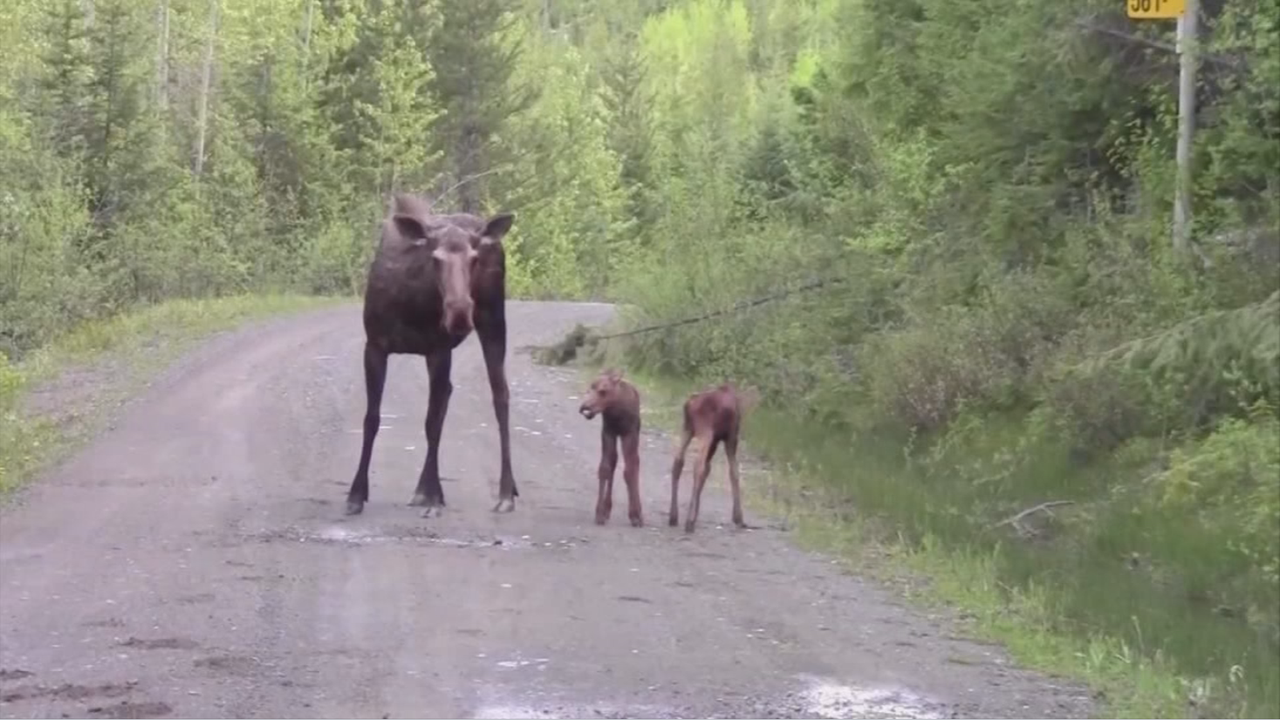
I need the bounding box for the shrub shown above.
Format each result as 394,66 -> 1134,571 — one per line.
1148,412 -> 1280,643
861,269 -> 1077,432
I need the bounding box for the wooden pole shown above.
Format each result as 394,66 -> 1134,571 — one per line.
1173,0 -> 1198,254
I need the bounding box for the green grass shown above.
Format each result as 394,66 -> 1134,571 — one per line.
0,293 -> 346,495
592,362 -> 1274,720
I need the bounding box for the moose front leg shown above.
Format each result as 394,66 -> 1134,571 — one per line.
479,323 -> 518,512
621,430 -> 643,527
411,349 -> 452,517
346,342 -> 389,516
596,430 -> 618,525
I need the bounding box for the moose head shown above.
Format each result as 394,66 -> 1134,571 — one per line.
388,200 -> 514,338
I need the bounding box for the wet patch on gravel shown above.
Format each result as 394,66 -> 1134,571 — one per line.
85,700 -> 174,718
242,524 -> 591,552
1,680 -> 138,703
468,676 -> 953,720
793,677 -> 948,719
118,637 -> 199,651
193,654 -> 262,675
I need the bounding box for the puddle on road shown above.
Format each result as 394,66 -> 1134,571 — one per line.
470,702 -> 680,719
467,676 -> 949,720
795,678 -> 946,719
246,525 -> 588,552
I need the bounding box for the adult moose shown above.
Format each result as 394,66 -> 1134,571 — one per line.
345,193 -> 518,517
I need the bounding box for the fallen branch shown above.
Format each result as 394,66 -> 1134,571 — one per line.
990,500 -> 1076,537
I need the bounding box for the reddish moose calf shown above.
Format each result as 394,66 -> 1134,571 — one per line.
578,369 -> 644,527
669,383 -> 758,533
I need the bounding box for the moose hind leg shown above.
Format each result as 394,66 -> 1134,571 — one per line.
684,437 -> 718,534
411,350 -> 453,516
346,342 -> 389,515
669,428 -> 692,527
669,428 -> 693,527
726,435 -> 745,528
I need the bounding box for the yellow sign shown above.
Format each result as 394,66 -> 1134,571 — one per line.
1127,0 -> 1186,19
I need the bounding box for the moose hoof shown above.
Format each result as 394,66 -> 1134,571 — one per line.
345,499 -> 365,516
410,492 -> 446,507
492,497 -> 516,513
684,519 -> 697,534
420,505 -> 445,519
668,513 -> 679,527
630,515 -> 644,528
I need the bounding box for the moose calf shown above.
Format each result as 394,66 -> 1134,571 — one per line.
578,369 -> 644,527
669,383 -> 757,533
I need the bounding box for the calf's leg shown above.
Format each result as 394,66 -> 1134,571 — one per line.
669,428 -> 693,527
684,436 -> 719,534
411,350 -> 452,517
596,430 -> 618,525
346,342 -> 389,516
622,431 -> 643,527
726,435 -> 745,528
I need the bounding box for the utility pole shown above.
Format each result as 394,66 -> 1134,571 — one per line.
1172,0 -> 1198,254
1127,0 -> 1194,253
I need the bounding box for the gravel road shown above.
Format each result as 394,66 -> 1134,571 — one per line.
0,301 -> 1093,719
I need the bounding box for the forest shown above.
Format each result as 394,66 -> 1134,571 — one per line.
0,0 -> 1277,716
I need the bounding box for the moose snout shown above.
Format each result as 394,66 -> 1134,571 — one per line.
442,298 -> 475,336
578,402 -> 597,419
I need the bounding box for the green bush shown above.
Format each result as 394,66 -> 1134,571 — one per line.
1149,413 -> 1280,641
860,269 -> 1077,432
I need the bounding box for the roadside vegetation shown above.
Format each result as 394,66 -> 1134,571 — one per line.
1,0 -> 1276,716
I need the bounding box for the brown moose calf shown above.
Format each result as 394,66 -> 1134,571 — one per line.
578,369 -> 644,527
669,383 -> 757,533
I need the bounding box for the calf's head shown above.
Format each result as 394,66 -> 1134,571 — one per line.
579,368 -> 627,420
391,211 -> 514,338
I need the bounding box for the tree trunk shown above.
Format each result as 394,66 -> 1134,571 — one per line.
193,0 -> 218,179
301,0 -> 313,89
155,0 -> 169,112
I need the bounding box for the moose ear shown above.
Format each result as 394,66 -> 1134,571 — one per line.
605,367 -> 625,382
481,213 -> 514,243
392,213 -> 429,241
